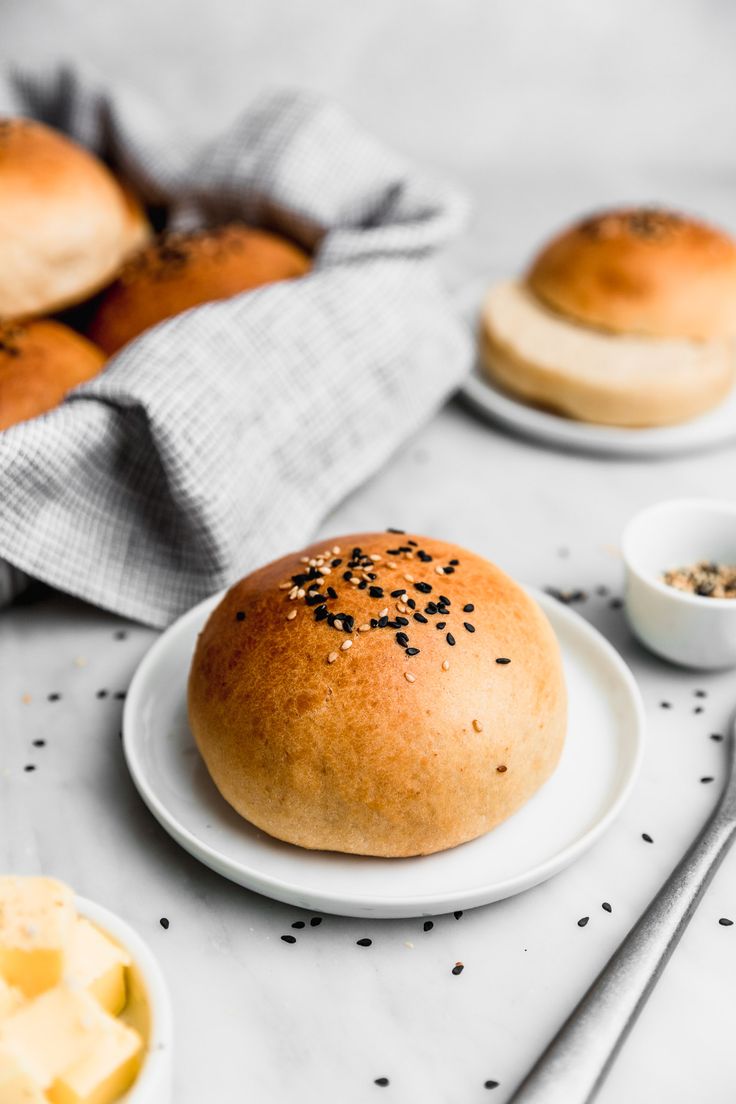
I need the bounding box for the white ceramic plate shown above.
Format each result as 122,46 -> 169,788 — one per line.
458,284 -> 736,457
77,897 -> 173,1104
123,588 -> 644,919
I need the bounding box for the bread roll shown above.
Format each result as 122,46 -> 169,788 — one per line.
0,118 -> 150,319
480,280 -> 735,427
188,533 -> 567,858
87,224 -> 311,354
527,207 -> 736,340
0,320 -> 106,431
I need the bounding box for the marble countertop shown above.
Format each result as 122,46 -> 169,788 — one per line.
3,397 -> 736,1104
3,1 -> 736,1100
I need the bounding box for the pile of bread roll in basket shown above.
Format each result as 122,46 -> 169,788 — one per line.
3,114 -> 736,860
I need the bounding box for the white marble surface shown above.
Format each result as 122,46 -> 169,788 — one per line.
3,2 -> 736,1101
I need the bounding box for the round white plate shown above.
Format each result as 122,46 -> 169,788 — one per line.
458,284 -> 736,457
123,589 -> 644,919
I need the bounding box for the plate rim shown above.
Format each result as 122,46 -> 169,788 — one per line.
123,588 -> 646,917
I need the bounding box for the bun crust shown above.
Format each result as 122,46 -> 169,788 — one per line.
87,224 -> 311,354
480,280 -> 735,428
527,207 -> 736,340
188,533 -> 567,858
0,320 -> 106,431
0,119 -> 150,319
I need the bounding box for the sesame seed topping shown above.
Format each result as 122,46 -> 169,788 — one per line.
405,672 -> 416,683
442,659 -> 450,671
286,610 -> 297,620
446,633 -> 456,646
327,652 -> 339,664
380,608 -> 389,618
464,622 -> 475,633
358,623 -> 371,632
404,574 -> 415,583
406,647 -> 420,656
341,640 -> 353,651
333,619 -> 343,630
497,765 -> 507,773
472,719 -> 483,732
435,566 -> 445,575
463,603 -> 474,612
496,657 -> 511,664
370,553 -> 381,562
235,611 -> 246,621
413,612 -> 428,623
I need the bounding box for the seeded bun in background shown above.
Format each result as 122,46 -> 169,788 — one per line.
480,206 -> 736,427
0,119 -> 150,320
0,320 -> 106,431
188,533 -> 567,858
528,208 -> 736,340
87,224 -> 312,354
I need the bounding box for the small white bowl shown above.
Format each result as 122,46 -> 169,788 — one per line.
77,897 -> 173,1104
622,498 -> 736,669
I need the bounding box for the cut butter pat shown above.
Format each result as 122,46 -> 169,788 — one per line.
0,1048 -> 46,1103
0,879 -> 75,997
64,918 -> 130,1016
48,1017 -> 142,1104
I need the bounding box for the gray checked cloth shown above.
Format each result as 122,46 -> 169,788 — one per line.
0,69 -> 472,627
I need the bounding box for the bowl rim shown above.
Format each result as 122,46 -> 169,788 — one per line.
76,895 -> 173,1100
622,497 -> 736,610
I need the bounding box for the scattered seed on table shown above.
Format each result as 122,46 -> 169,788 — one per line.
609,598 -> 623,610
660,702 -> 672,709
577,916 -> 589,927
374,1078 -> 389,1087
310,917 -> 323,927
281,935 -> 296,944
23,765 -> 35,773
484,1081 -> 500,1090
292,921 -> 305,929
32,740 -> 45,748
694,707 -> 704,714
159,918 -> 169,930
357,938 -> 372,947
454,911 -> 463,919
701,777 -> 715,784
719,918 -> 733,927
711,733 -> 724,742
602,902 -> 612,913
114,691 -> 126,700
96,690 -> 108,699
694,690 -> 707,698
452,962 -> 464,975
496,658 -> 511,665
47,693 -> 61,702
423,920 -> 434,932
595,586 -> 609,597
642,833 -> 654,843
114,630 -> 128,640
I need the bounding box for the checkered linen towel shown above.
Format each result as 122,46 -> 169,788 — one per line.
0,69 -> 471,627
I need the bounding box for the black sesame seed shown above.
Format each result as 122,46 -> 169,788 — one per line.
463,604 -> 474,613
343,615 -> 355,632
114,630 -> 127,640
343,571 -> 352,581
418,551 -> 433,562
660,702 -> 672,709
415,582 -> 432,594
454,911 -> 463,919
413,613 -> 427,624
357,938 -> 372,947
423,920 -> 434,932
439,595 -> 451,606
235,611 -> 246,621
408,540 -> 418,547
642,833 -> 653,843
395,617 -> 409,627
446,633 -> 455,646
374,1077 -> 390,1087
306,592 -> 325,606
159,917 -> 169,929
407,599 -> 416,609
386,548 -> 401,556
451,963 -> 464,975
700,777 -> 715,784
292,921 -> 305,929
406,647 -> 420,656
463,622 -> 475,633
114,691 -> 126,700
326,587 -> 338,600
390,589 -> 404,598
396,632 -> 409,647
281,935 -> 297,944
436,621 -> 446,630
387,528 -> 405,534
47,693 -> 61,702
369,587 -> 384,599
425,602 -> 437,613
436,605 -> 449,615
32,740 -> 45,748
96,690 -> 108,699
378,616 -> 388,628
314,606 -> 328,622
443,566 -> 455,575
577,916 -> 589,927
24,765 -> 35,772
595,585 -> 610,596
358,580 -> 368,590
719,918 -> 734,926
484,1081 -> 500,1090
449,559 -> 459,566
694,690 -> 707,698
331,558 -> 342,567
711,733 -> 724,742
602,902 -> 612,913
694,706 -> 704,714
496,658 -> 511,665
310,917 -> 323,926
609,598 -> 623,610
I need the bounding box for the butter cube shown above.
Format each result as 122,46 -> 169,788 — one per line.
0,986 -> 139,1091
0,1048 -> 46,1103
48,1018 -> 142,1104
0,977 -> 25,1020
0,878 -> 75,997
64,919 -> 130,1016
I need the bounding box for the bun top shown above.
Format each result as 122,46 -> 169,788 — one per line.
527,207 -> 736,340
87,223 -> 311,354
0,118 -> 150,320
188,532 -> 567,857
0,319 -> 105,431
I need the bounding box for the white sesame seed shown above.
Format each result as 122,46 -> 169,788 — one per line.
435,566 -> 445,575
404,574 -> 414,583
404,941 -> 414,949
333,620 -> 343,630
279,582 -> 292,590
332,546 -> 341,554
405,672 -> 416,683
286,610 -> 297,621
319,566 -> 331,575
397,603 -> 407,613
288,587 -> 299,599
380,608 -> 389,618
341,640 -> 353,651
349,577 -> 360,586
358,623 -> 371,632
299,556 -> 310,564
472,719 -> 483,732
442,659 -> 450,671
296,588 -> 306,599
327,652 -> 339,664
369,554 -> 381,562
401,592 -> 408,602
387,562 -> 397,569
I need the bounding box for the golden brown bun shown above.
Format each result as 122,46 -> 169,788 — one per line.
0,320 -> 106,430
527,207 -> 736,340
87,224 -> 311,354
188,533 -> 567,857
0,118 -> 150,319
480,280 -> 735,428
